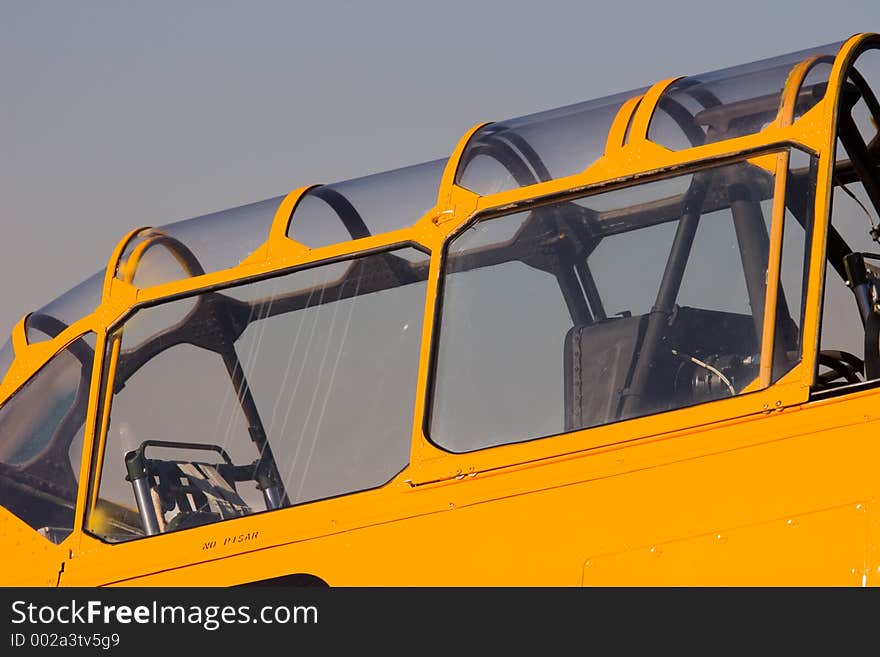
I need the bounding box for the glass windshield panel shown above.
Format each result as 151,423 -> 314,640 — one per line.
841,48 -> 880,156
88,247 -> 428,543
817,47 -> 880,388
115,195 -> 283,288
24,270 -> 103,344
0,333 -> 95,544
432,152 -> 805,453
818,171 -> 880,383
288,159 -> 447,248
456,88 -> 647,196
774,150 -> 815,382
647,42 -> 844,150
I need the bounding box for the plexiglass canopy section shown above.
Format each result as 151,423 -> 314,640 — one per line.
287,159 -> 447,248
647,41 -> 845,149
455,89 -> 647,196
114,195 -> 284,289
24,271 -> 104,345
11,196 -> 286,352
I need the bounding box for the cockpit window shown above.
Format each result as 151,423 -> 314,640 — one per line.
647,41 -> 844,150
430,150 -> 811,453
0,333 -> 95,544
815,46 -> 880,390
456,88 -> 647,196
87,247 -> 427,542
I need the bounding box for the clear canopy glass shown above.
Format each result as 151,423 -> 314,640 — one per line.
25,270 -> 104,344
88,247 -> 428,542
432,149 -> 811,453
288,159 -> 447,248
0,333 -> 95,543
455,88 -> 647,196
115,195 -> 283,288
647,42 -> 845,150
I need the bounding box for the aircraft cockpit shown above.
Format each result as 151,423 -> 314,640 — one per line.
0,34 -> 878,588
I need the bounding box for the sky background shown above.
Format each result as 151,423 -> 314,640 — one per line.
1,0 -> 878,341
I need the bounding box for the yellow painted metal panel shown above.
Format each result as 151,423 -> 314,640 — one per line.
0,511 -> 64,586
582,505 -> 868,586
